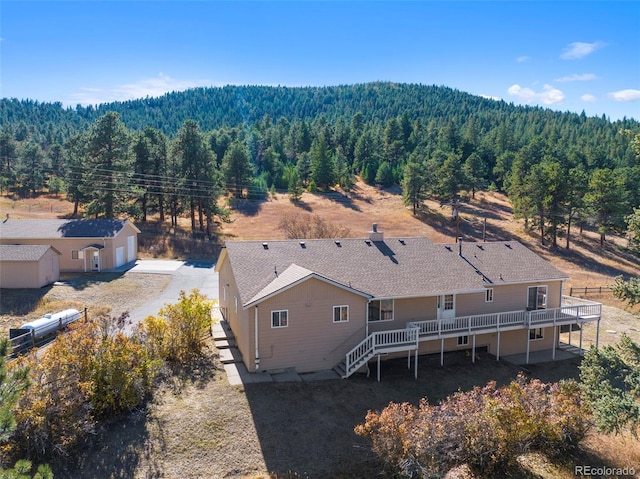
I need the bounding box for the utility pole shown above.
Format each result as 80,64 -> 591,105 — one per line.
452,198 -> 460,242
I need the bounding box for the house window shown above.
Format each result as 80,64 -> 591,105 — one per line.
368,299 -> 394,321
333,305 -> 349,323
529,328 -> 544,340
438,294 -> 455,311
72,250 -> 80,259
527,286 -> 547,310
271,310 -> 288,328
458,335 -> 469,346
485,288 -> 494,302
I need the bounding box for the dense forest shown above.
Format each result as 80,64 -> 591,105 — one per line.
1,82 -> 639,248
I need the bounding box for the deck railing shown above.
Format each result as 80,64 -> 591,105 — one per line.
344,327 -> 418,378
408,300 -> 601,339
341,297 -> 601,378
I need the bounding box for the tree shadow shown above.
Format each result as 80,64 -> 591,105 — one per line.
0,286 -> 52,315
227,197 -> 268,217
311,189 -> 362,212
52,408 -> 161,479
291,199 -> 313,212
57,272 -> 127,290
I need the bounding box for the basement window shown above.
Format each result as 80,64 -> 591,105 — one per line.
457,335 -> 469,347
529,328 -> 544,340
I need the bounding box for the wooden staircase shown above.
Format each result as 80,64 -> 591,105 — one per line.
338,326 -> 419,378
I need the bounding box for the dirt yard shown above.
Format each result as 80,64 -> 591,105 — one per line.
51,342 -> 639,479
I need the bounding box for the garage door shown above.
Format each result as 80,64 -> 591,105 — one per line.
116,246 -> 125,267
127,235 -> 136,263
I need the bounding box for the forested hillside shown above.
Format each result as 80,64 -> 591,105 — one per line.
1,82 -> 639,249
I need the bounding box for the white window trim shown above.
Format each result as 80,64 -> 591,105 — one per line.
234,296 -> 238,313
527,285 -> 548,310
271,309 -> 289,328
333,305 -> 349,323
367,299 -> 395,322
223,286 -> 226,301
457,335 -> 469,347
485,288 -> 494,303
529,328 -> 544,340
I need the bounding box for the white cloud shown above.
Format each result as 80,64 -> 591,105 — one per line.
479,94 -> 501,101
608,89 -> 640,102
555,73 -> 597,82
66,73 -> 212,106
507,84 -> 565,105
581,94 -> 597,102
516,56 -> 531,63
560,41 -> 605,60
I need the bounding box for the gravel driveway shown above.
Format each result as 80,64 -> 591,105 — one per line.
122,259 -> 218,333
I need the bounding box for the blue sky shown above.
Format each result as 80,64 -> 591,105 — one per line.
2,1 -> 639,121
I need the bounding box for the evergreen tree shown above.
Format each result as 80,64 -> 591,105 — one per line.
222,141 -> 253,198
15,142 -> 49,196
173,120 -> 220,233
586,168 -> 628,246
310,133 -> 336,189
83,112 -> 134,218
402,155 -> 429,215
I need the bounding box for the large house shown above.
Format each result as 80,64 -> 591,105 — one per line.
0,218 -> 140,284
215,225 -> 602,378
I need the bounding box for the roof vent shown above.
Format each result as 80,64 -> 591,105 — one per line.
262,242 -> 268,250
365,239 -> 371,246
335,240 -> 342,247
505,243 -> 512,249
476,244 -> 484,250
445,245 -> 452,252
299,241 -> 306,248
399,239 -> 406,245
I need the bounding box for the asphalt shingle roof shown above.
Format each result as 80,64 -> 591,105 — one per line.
0,244 -> 60,262
222,237 -> 568,308
0,219 -> 133,239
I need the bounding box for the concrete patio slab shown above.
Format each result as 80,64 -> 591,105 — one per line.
219,347 -> 242,364
300,369 -> 341,382
503,345 -> 582,366
271,370 -> 302,382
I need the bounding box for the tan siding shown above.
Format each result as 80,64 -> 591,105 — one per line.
0,222 -> 139,272
217,254 -> 252,370
256,278 -> 368,373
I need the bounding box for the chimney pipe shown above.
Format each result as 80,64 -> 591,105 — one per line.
372,223 -> 377,233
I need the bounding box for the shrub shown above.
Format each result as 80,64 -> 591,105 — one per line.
355,374 -> 588,477
140,289 -> 213,364
11,317 -> 159,460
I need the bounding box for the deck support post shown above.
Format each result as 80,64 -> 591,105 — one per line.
526,330 -> 531,365
414,348 -> 418,379
496,330 -> 501,361
595,317 -> 601,350
568,324 -> 572,346
440,339 -> 444,366
472,335 -> 476,363
579,324 -> 584,356
377,354 -> 381,382
407,349 -> 411,369
552,325 -> 557,360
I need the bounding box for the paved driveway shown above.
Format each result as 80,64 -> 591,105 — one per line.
122,259 -> 218,333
